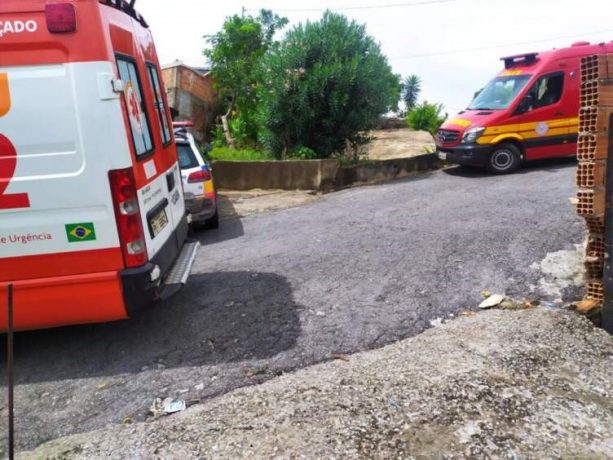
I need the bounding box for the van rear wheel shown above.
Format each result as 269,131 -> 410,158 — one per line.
204,209 -> 219,229
487,143 -> 521,174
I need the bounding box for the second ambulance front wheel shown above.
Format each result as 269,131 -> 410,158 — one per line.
487,143 -> 521,174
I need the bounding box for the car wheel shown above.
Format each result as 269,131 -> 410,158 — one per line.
204,209 -> 219,229
487,143 -> 521,174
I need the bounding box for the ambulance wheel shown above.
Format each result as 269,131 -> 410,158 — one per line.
487,143 -> 521,174
204,210 -> 219,229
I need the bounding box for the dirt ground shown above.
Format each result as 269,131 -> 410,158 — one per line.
214,128 -> 436,218
23,308 -> 613,459
365,128 -> 435,160
217,189 -> 321,219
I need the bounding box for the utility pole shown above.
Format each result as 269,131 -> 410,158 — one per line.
241,6 -> 245,17
6,284 -> 15,460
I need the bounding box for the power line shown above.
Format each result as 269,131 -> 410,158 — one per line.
246,0 -> 454,13
390,28 -> 613,60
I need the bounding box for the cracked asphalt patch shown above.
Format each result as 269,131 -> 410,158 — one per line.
0,158 -> 585,453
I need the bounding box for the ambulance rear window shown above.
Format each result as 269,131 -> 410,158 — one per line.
146,64 -> 172,146
116,57 -> 154,157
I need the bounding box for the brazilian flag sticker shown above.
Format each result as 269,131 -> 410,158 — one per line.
65,223 -> 97,243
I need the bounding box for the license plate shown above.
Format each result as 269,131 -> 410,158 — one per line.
150,209 -> 169,237
437,151 -> 447,160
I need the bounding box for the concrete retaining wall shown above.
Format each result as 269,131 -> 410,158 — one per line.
212,154 -> 441,191
334,154 -> 441,190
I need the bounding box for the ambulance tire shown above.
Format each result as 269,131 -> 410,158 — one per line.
487,143 -> 521,174
204,210 -> 219,229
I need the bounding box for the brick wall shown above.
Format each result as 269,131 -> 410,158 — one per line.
161,64 -> 219,142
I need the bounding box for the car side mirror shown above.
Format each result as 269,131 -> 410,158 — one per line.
515,94 -> 534,115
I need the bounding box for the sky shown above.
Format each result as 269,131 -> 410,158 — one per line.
138,0 -> 613,116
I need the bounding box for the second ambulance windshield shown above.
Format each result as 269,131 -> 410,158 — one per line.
468,74 -> 531,110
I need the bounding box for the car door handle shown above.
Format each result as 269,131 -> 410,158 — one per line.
554,110 -> 565,116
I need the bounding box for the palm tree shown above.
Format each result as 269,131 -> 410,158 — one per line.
402,75 -> 422,112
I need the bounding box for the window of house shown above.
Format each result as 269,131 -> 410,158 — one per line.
116,56 -> 154,157
146,64 -> 172,145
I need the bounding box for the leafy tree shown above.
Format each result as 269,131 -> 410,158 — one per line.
257,11 -> 400,158
401,74 -> 421,112
407,101 -> 447,135
204,10 -> 288,147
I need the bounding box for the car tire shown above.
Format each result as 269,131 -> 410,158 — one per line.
487,143 -> 521,174
204,209 -> 219,229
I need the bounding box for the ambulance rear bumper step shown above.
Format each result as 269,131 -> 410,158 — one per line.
159,240 -> 200,300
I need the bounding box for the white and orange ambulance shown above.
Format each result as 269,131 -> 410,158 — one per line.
0,0 -> 199,330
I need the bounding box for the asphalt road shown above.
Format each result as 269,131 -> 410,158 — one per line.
1,160 -> 586,453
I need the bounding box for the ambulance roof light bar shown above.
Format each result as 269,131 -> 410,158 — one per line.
500,52 -> 539,69
99,0 -> 149,28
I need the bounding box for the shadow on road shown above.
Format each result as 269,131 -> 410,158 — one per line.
192,195 -> 245,244
196,216 -> 245,245
0,271 -> 301,384
443,157 -> 577,178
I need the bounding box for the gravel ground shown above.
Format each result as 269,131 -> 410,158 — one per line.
0,159 -> 587,454
22,309 -> 613,459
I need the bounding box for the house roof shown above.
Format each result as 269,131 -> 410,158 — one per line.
161,60 -> 211,76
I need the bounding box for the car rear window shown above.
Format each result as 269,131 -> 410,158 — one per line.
176,143 -> 199,169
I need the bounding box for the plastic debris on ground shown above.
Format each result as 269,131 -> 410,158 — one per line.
149,397 -> 186,418
478,294 -> 504,309
429,317 -> 445,327
540,301 -> 558,309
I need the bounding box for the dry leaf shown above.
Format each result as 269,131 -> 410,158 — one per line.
460,310 -> 476,317
575,299 -> 600,313
523,299 -> 539,309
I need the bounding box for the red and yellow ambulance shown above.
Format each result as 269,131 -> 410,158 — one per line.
0,0 -> 199,330
436,41 -> 613,173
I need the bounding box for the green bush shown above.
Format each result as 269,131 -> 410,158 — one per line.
290,146 -> 317,160
208,147 -> 274,162
257,11 -> 400,159
407,102 -> 447,135
211,125 -> 227,148
229,115 -> 249,146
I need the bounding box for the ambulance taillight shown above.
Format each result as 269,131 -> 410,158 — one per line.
109,168 -> 148,268
45,3 -> 77,34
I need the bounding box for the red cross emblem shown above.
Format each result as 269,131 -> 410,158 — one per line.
128,90 -> 141,125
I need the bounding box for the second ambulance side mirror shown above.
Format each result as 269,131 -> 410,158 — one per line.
515,94 -> 534,115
